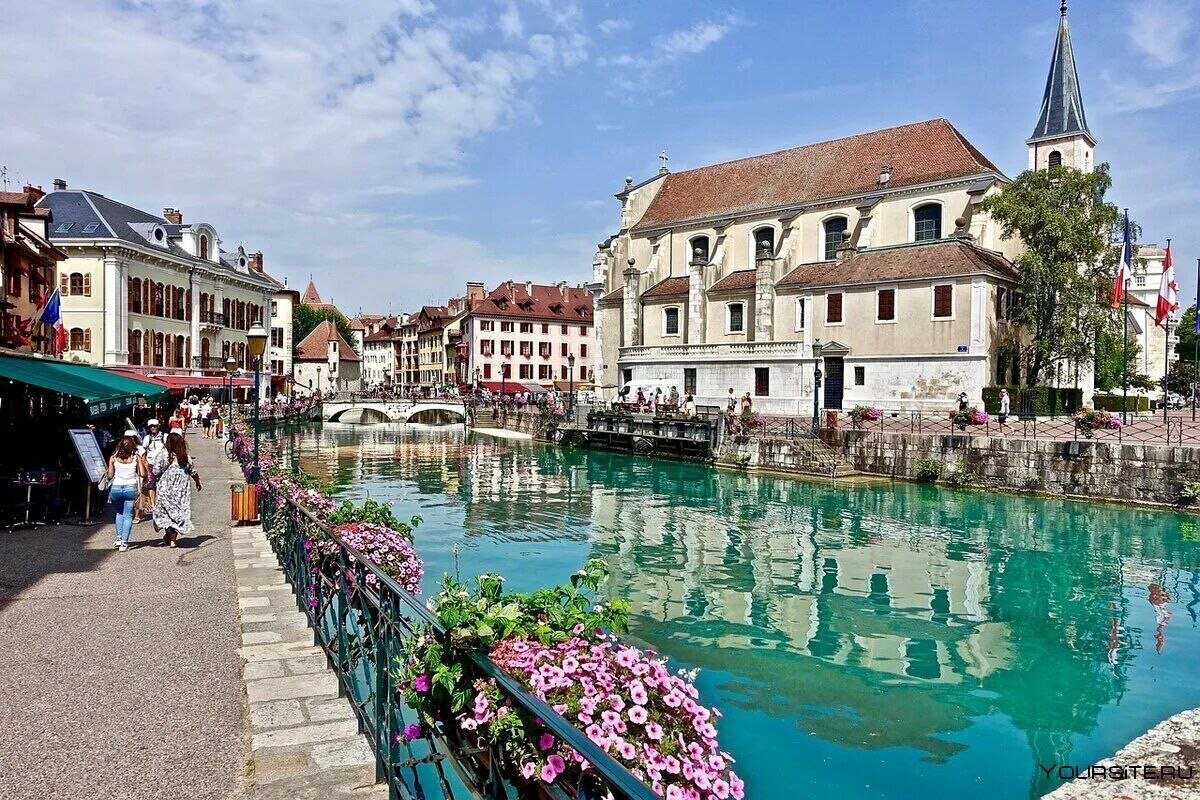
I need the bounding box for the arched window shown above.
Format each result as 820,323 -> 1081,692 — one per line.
69,273 -> 85,295
822,216 -> 848,260
69,328 -> 86,351
751,226 -> 775,261
688,235 -> 710,264
129,278 -> 142,313
199,234 -> 209,260
154,332 -> 164,366
913,203 -> 942,242
201,338 -> 211,363
129,330 -> 142,365
153,283 -> 164,317
175,336 -> 185,367
1048,150 -> 1062,169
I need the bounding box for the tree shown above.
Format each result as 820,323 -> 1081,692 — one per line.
1175,304 -> 1198,362
1165,358 -> 1196,397
980,164 -> 1131,386
1094,329 -> 1146,392
293,304 -> 359,355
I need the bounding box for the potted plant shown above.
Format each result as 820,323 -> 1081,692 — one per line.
849,405 -> 883,429
951,406 -> 989,430
1073,408 -> 1122,438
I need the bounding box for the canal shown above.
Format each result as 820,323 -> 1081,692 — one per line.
286,423 -> 1200,799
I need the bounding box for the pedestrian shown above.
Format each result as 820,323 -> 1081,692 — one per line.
957,391 -> 969,413
998,388 -> 1010,435
636,387 -> 646,411
669,385 -> 680,410
649,389 -> 659,415
214,409 -> 224,440
200,400 -> 213,439
140,419 -> 166,522
188,396 -> 201,427
152,431 -> 202,548
169,406 -> 187,434
684,393 -> 697,418
105,434 -> 145,552
741,392 -> 753,413
727,388 -> 736,413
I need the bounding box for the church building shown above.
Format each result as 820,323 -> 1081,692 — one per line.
591,2 -> 1099,413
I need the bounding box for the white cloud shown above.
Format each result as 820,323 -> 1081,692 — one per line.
1127,0 -> 1196,67
499,3 -> 524,38
0,0 -> 589,309
1100,1 -> 1200,112
600,15 -> 741,90
598,18 -> 630,35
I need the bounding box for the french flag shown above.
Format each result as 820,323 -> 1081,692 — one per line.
37,287 -> 66,354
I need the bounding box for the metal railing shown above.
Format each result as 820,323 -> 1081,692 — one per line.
200,310 -> 227,326
260,491 -> 656,800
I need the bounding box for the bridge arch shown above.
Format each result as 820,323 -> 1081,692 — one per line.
405,407 -> 465,425
328,406 -> 392,424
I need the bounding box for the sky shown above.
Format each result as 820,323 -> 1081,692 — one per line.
3,0 -> 1198,315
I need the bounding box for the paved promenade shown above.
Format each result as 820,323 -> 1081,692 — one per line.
0,434 -> 248,800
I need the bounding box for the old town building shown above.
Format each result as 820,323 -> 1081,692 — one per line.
293,319 -> 360,394
1,186 -> 66,354
37,182 -> 277,387
592,4 -> 1099,412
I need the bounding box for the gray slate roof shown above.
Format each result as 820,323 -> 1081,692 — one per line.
1029,5 -> 1091,143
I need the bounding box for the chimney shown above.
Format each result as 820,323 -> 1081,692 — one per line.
525,280 -> 533,296
52,178 -> 67,191
466,281 -> 485,304
835,230 -> 857,263
163,207 -> 183,224
248,251 -> 264,273
22,184 -> 45,203
558,280 -> 568,299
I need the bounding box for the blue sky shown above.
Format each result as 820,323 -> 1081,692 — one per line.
3,0 -> 1197,314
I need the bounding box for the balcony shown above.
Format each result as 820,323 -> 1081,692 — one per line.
620,340 -> 812,362
200,310 -> 227,330
193,355 -> 229,370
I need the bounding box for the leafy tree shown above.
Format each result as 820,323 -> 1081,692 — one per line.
980,164 -> 1131,386
1165,358 -> 1196,397
293,304 -> 359,355
1094,329 -> 1143,391
1175,304 -> 1198,362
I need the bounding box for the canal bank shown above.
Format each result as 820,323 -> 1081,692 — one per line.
292,422 -> 1200,800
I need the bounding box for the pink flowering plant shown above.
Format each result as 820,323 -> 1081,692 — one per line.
395,563 -> 743,798
951,406 -> 990,429
1074,408 -> 1123,437
848,405 -> 883,429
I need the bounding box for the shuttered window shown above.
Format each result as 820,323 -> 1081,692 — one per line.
827,292 -> 843,324
877,288 -> 895,321
933,284 -> 953,319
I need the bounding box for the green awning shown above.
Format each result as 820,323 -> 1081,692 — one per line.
0,352 -> 167,418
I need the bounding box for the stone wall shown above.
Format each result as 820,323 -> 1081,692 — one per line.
824,429 -> 1200,505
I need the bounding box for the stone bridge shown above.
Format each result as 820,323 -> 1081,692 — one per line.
321,399 -> 467,424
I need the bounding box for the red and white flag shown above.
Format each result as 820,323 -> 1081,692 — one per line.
1156,240 -> 1179,327
1112,210 -> 1132,309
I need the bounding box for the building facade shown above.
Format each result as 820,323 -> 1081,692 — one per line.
293,320 -> 361,394
264,266 -> 299,395
459,280 -> 594,392
1130,244 -> 1181,387
592,4 -> 1099,412
37,183 -> 276,387
1,186 -> 66,354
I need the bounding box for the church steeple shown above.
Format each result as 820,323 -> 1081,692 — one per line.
1027,1 -> 1095,171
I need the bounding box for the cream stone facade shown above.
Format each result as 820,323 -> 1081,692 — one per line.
38,184 -> 276,395
1129,244 -> 1181,387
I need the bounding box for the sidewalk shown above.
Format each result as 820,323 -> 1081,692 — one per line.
0,433 -> 248,800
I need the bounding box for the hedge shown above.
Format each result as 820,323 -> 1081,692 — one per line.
982,386 -> 1083,416
1091,393 -> 1150,413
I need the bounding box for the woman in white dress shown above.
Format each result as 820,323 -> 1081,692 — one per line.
152,431 -> 202,547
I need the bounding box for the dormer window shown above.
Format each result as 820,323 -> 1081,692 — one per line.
878,165 -> 892,186
199,234 -> 209,259
913,203 -> 942,242
154,227 -> 165,243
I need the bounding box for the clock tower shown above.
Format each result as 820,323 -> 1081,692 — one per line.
1027,1 -> 1095,172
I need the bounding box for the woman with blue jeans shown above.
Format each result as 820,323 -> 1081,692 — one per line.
106,435 -> 145,552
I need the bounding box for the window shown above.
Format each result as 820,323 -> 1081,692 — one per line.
876,288 -> 896,322
561,365 -> 568,380
754,367 -> 769,397
519,364 -> 532,380
933,284 -> 954,319
538,365 -> 551,380
727,302 -> 745,333
1135,274 -> 1146,287
520,341 -> 532,357
271,327 -> 284,347
483,364 -> 492,379
480,339 -> 493,356
689,235 -> 710,264
826,292 -> 844,324
542,324 -> 549,334
663,307 -> 680,336
561,325 -> 569,335
519,322 -> 533,333
1048,150 -> 1062,168
199,234 -> 209,260
580,366 -> 586,379
684,368 -> 697,395
478,320 -> 493,331
69,327 -> 88,351
561,342 -> 568,356
751,226 -> 775,261
501,321 -> 513,332
68,272 -> 85,295
579,326 -> 586,335
913,203 -> 942,242
501,340 -> 513,356
622,368 -> 632,387
854,366 -> 865,386
795,297 -> 806,331
540,342 -> 552,358
823,217 -> 848,260
82,222 -> 100,234
580,343 -> 588,358
270,301 -> 278,317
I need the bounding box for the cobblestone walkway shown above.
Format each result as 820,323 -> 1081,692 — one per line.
232,522 -> 387,799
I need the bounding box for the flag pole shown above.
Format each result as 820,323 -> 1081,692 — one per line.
1164,238 -> 1172,423
1194,257 -> 1199,422
1122,275 -> 1129,425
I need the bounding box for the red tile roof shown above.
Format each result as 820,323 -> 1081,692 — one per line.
599,287 -> 624,304
634,118 -> 1002,231
775,239 -> 1017,290
294,320 -> 361,361
641,276 -> 690,299
465,281 -> 593,324
708,269 -> 757,293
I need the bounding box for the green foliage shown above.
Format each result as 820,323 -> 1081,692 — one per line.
1179,482 -> 1200,507
982,385 -> 1081,415
1091,393 -> 1150,413
427,559 -> 630,650
1166,358 -> 1197,397
328,497 -> 419,534
1022,473 -> 1044,490
1094,329 -> 1154,392
293,304 -> 359,355
913,457 -> 941,482
1176,305 -> 1199,362
980,165 -> 1130,385
944,461 -> 972,487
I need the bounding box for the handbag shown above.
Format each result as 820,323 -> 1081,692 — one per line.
98,474 -> 111,492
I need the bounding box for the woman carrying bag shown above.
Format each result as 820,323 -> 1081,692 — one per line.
105,434 -> 145,552
151,431 -> 202,547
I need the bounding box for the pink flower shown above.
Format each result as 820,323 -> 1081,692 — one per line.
628,705 -> 648,724
585,724 -> 606,746
540,764 -> 557,783
666,786 -> 684,800
646,721 -> 664,741
547,754 -> 566,775
402,723 -> 422,741
520,761 -> 536,780
629,680 -> 648,705
618,741 -> 636,761
729,772 -> 745,800
412,674 -> 430,693
712,778 -> 731,799
538,733 -> 555,751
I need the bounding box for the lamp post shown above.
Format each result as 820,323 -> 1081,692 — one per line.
246,322 -> 269,483
225,355 -> 238,436
568,352 -> 576,416
811,339 -> 824,435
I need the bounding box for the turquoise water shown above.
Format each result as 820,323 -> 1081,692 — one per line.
287,424 -> 1200,799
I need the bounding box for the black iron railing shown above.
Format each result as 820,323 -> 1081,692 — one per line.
260,491 -> 657,800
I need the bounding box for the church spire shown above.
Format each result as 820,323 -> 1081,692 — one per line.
1029,0 -> 1092,144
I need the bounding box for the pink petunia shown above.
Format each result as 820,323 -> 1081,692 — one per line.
547,755 -> 566,775
538,733 -> 555,751
540,764 -> 557,784
520,762 -> 536,780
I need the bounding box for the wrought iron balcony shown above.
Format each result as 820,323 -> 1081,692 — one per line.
200,310 -> 227,327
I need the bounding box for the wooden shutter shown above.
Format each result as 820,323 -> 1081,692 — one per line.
827,293 -> 843,324
60,273 -> 69,294
877,289 -> 895,321
83,273 -> 92,297
83,329 -> 92,351
933,285 -> 953,318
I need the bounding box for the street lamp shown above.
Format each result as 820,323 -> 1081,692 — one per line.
473,366 -> 480,393
811,339 -> 824,435
568,352 -> 576,416
246,322 -> 269,483
225,355 -> 238,436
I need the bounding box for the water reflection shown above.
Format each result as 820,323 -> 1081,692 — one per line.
284,424 -> 1200,800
